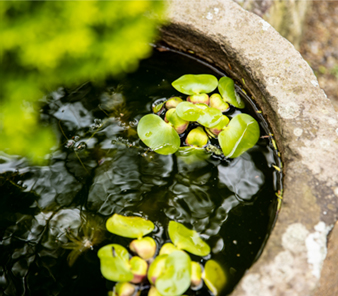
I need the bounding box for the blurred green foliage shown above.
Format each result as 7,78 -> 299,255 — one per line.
0,1 -> 166,162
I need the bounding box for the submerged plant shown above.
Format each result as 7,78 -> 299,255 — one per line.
137,74 -> 260,159
97,214 -> 226,296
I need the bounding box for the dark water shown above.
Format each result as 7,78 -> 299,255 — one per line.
0,49 -> 282,296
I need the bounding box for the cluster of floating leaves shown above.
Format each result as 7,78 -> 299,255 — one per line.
137,74 -> 260,159
98,214 -> 226,296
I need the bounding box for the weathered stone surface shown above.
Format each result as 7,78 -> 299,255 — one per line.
161,0 -> 338,295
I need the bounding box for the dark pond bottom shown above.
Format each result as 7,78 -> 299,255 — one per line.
0,49 -> 282,296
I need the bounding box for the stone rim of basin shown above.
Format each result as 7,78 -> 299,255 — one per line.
160,1 -> 338,295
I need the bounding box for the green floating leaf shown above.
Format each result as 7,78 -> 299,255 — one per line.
129,256 -> 148,284
137,114 -> 180,155
176,101 -> 201,121
172,74 -> 218,95
148,254 -> 168,285
129,236 -> 157,260
218,113 -> 260,158
97,244 -> 133,282
209,93 -> 230,112
113,282 -> 136,296
207,115 -> 230,137
218,77 -> 245,109
191,261 -> 203,289
165,109 -> 189,134
153,101 -> 165,113
197,107 -> 223,128
203,260 -> 226,296
106,214 -> 154,239
185,127 -> 208,147
168,221 -> 210,257
156,251 -> 191,296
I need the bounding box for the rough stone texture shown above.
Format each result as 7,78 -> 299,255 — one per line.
161,0 -> 338,295
314,220 -> 338,296
233,0 -> 310,49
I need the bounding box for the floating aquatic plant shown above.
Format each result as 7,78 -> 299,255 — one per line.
97,215 -> 226,296
137,74 -> 259,159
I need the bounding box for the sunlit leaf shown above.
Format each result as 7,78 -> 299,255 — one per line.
197,107 -> 223,128
176,101 -> 202,121
218,77 -> 245,109
191,262 -> 203,290
156,251 -> 191,296
203,260 -> 226,295
218,114 -> 260,158
106,214 -> 154,239
172,74 -> 218,95
209,93 -> 230,112
185,127 -> 208,147
129,256 -> 148,283
148,254 -> 168,285
168,221 -> 210,256
113,282 -> 136,296
137,114 -> 181,155
159,243 -> 179,255
165,109 -> 189,134
153,101 -> 165,113
187,93 -> 209,105
206,115 -> 230,137
166,97 -> 183,109
97,244 -> 133,282
130,237 -> 157,260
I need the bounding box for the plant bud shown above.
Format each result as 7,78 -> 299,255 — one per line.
187,94 -> 209,105
129,256 -> 148,284
185,127 -> 208,147
114,282 -> 136,296
166,97 -> 183,109
147,254 -> 167,285
129,237 -> 156,260
209,93 -> 230,112
148,286 -> 163,296
159,243 -> 178,255
165,109 -> 189,134
152,102 -> 165,114
207,115 -> 230,137
191,262 -> 203,290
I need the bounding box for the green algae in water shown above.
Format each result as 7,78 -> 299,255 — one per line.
0,49 -> 282,296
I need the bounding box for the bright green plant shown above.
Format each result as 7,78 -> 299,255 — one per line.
0,1 -> 166,162
137,74 -> 260,159
97,214 -> 226,296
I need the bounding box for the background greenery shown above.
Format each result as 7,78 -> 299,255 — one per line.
0,1 -> 166,162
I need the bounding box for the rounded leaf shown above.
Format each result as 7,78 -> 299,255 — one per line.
166,97 -> 183,109
185,127 -> 208,148
203,260 -> 226,295
165,109 -> 189,134
129,256 -> 148,283
137,114 -> 180,155
172,74 -> 218,95
106,214 -> 154,239
168,221 -> 210,257
129,237 -> 157,260
159,243 -> 179,255
187,93 -> 209,105
206,115 -> 230,137
114,282 -> 136,296
197,107 -> 223,128
97,244 -> 133,282
191,261 -> 203,289
148,254 -> 168,285
156,251 -> 191,296
209,93 -> 230,112
218,77 -> 245,109
176,101 -> 202,121
218,113 -> 260,158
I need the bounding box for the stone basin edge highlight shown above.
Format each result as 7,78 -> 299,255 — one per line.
160,0 -> 338,295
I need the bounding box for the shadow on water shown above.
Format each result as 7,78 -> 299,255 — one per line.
0,49 -> 282,295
